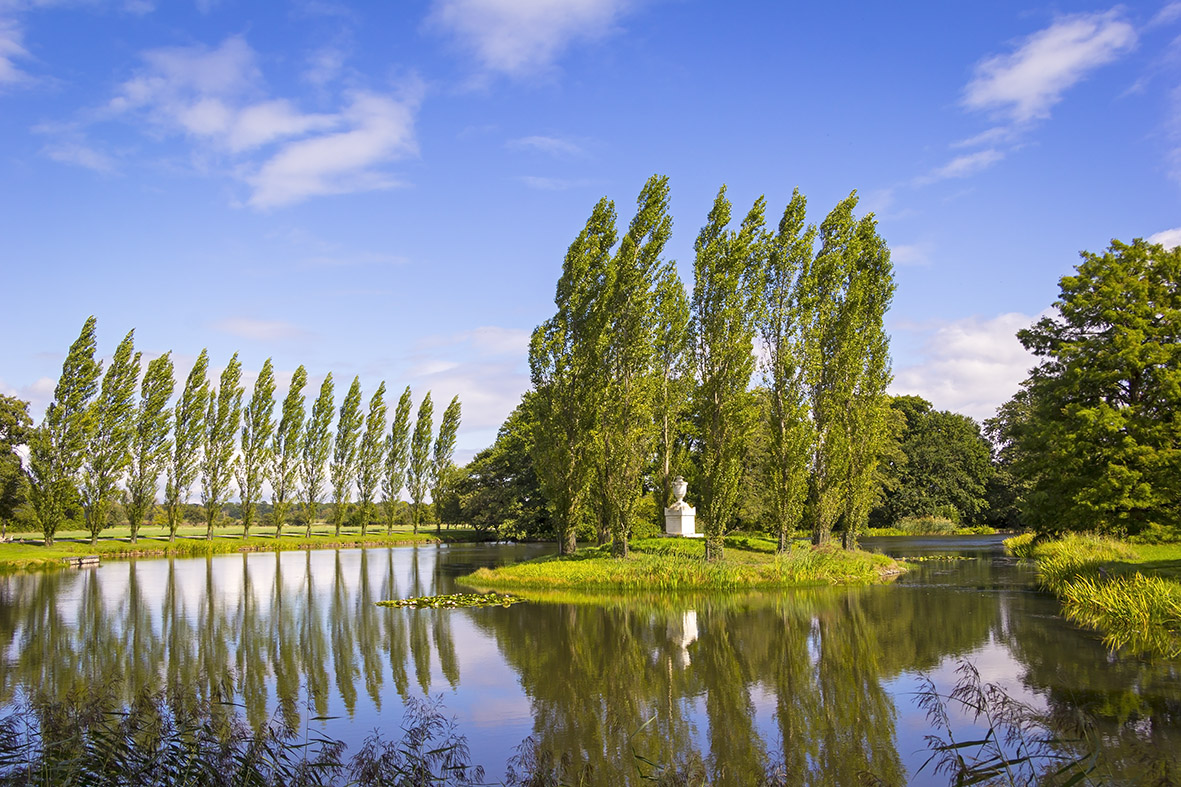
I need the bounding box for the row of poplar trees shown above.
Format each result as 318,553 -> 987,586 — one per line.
529,175 -> 894,560
27,318 -> 461,546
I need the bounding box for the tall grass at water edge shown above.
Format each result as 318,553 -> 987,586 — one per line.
1005,532 -> 1181,658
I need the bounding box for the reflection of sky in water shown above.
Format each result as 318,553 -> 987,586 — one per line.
1,538 -> 1179,784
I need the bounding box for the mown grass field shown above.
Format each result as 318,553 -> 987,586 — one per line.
0,523 -> 487,570
1006,532 -> 1181,658
460,535 -> 903,592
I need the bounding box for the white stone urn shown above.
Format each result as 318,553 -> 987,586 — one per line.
671,476 -> 688,505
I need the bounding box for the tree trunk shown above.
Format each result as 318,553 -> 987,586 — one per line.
560,528 -> 577,555
705,536 -> 724,562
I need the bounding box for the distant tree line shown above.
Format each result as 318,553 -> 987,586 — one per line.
2,319 -> 462,545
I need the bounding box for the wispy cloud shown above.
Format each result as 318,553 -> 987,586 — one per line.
213,317 -> 306,341
963,10 -> 1136,124
915,149 -> 1004,185
518,174 -> 596,191
98,35 -> 421,208
508,134 -> 584,156
891,312 -> 1042,423
0,16 -> 30,85
427,0 -> 634,78
1149,226 -> 1181,248
890,241 -> 933,267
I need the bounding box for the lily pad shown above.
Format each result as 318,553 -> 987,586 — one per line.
377,592 -> 525,609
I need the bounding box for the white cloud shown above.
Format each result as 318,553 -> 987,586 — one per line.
467,325 -> 531,356
963,11 -> 1136,124
915,149 -> 1004,184
518,174 -> 595,190
42,140 -> 117,172
0,16 -> 30,85
1149,226 -> 1181,248
509,134 -> 583,156
104,35 -> 421,208
890,241 -> 933,267
891,312 -> 1042,423
0,376 -> 57,423
427,0 -> 633,77
213,317 -> 305,341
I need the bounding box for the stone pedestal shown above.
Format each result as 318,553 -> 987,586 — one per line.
663,476 -> 702,538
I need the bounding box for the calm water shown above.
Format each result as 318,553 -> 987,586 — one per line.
2,536 -> 1179,785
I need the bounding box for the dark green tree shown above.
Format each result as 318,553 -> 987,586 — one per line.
81,330 -> 140,545
125,353 -> 175,543
1002,239 -> 1181,535
200,354 -> 243,540
237,358 -> 275,538
652,259 -> 691,516
407,392 -> 434,533
431,395 -> 461,532
356,382 -> 388,536
690,187 -> 767,560
29,316 -> 102,546
0,394 -> 33,540
382,386 -> 413,532
165,350 -> 209,541
270,366 -> 307,537
330,376 -> 364,537
301,374 -> 334,537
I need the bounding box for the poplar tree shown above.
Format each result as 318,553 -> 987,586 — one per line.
653,260 -> 691,514
597,174 -> 672,557
126,353 -> 175,544
81,330 -> 140,545
407,392 -> 434,533
301,374 -> 334,537
432,395 -> 462,532
330,376 -> 364,537
201,354 -> 243,540
691,187 -> 767,561
530,198 -> 616,555
237,358 -> 276,538
760,189 -> 817,551
28,316 -> 102,546
165,350 -> 209,541
356,382 -> 388,536
382,386 -> 413,532
270,366 -> 307,537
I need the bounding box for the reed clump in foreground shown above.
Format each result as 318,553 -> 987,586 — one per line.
460,537 -> 903,592
1005,532 -> 1181,658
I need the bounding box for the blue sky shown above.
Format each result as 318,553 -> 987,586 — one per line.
2,0 -> 1180,460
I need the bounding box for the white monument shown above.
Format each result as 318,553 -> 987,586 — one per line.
664,476 -> 701,538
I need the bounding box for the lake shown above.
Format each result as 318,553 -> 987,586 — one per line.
1,535 -> 1178,784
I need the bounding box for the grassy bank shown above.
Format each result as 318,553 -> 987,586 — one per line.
0,523 -> 488,571
1005,532 -> 1181,657
460,536 -> 903,593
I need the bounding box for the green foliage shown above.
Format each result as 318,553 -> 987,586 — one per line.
237,357 -> 275,538
408,391 -> 434,532
997,239 -> 1181,536
125,353 -> 174,544
871,395 -> 993,528
300,374 -> 334,537
651,258 -> 692,517
355,382 -> 388,536
330,376 -> 364,537
0,394 -> 32,539
432,395 -> 461,530
28,316 -> 102,546
691,187 -> 766,560
200,354 -> 243,539
270,366 -> 307,537
894,515 -> 959,535
382,386 -> 413,533
164,350 -> 209,542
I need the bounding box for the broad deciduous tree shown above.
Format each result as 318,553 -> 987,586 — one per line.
165,350 -> 209,541
201,354 -> 243,540
126,353 -> 175,543
0,394 -> 33,540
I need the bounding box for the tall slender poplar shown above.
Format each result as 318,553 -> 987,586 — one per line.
407,392 -> 434,533
760,189 -> 817,552
200,354 -> 243,540
271,366 -> 307,537
691,187 -> 767,561
237,358 -> 276,538
301,374 -> 334,537
165,350 -> 209,541
126,353 -> 175,543
356,382 -> 388,536
431,395 -> 462,532
28,316 -> 102,546
330,376 -> 364,537
382,386 -> 413,532
530,198 -> 616,555
81,330 -> 141,545
653,260 -> 691,515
